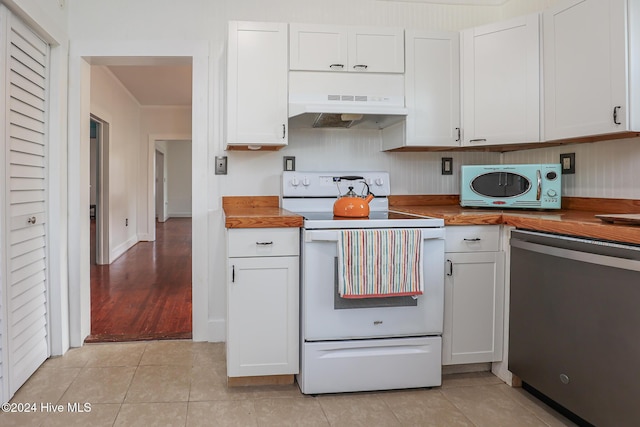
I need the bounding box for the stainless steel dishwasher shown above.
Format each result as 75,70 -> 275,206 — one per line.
509,230 -> 640,427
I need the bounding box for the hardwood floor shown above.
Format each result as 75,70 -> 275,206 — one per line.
87,218 -> 192,342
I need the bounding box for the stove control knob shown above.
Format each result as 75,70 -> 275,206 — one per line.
375,178 -> 384,186
291,177 -> 299,187
302,177 -> 310,186
547,189 -> 557,197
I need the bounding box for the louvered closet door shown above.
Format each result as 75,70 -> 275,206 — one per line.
1,8 -> 50,398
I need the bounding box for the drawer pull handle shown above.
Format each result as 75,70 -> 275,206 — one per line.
463,238 -> 481,242
256,241 -> 274,246
329,63 -> 344,69
353,64 -> 368,70
232,265 -> 235,283
446,259 -> 453,276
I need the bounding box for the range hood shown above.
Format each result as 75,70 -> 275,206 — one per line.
288,71 -> 408,130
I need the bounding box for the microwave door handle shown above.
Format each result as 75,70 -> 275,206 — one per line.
536,170 -> 542,201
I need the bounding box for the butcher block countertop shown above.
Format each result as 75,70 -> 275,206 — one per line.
389,195 -> 640,246
223,196 -> 303,228
223,195 -> 640,245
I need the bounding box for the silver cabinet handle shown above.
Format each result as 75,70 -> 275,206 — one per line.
282,124 -> 286,139
256,241 -> 273,246
463,238 -> 481,242
232,265 -> 235,283
613,106 -> 622,125
352,64 -> 368,70
329,63 -> 344,69
446,259 -> 453,277
27,216 -> 37,224
455,127 -> 461,142
469,138 -> 487,143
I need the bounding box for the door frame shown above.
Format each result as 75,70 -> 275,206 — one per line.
67,40 -> 210,347
89,115 -> 110,264
147,134 -> 191,241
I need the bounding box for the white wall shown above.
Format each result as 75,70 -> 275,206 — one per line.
167,141 -> 193,217
90,66 -> 141,261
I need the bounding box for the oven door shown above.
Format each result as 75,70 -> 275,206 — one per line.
301,228 -> 445,341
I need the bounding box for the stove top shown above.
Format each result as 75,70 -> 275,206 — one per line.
298,210 -> 443,229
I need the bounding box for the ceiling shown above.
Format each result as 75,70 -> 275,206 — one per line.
107,65 -> 193,106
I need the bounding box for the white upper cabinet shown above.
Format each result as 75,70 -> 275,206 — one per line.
289,24 -> 404,73
382,30 -> 460,150
226,21 -> 289,149
543,0 -> 639,140
461,14 -> 541,147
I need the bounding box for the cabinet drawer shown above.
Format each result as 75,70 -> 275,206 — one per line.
228,228 -> 299,257
445,225 -> 500,252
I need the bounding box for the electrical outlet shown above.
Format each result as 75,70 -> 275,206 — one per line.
560,153 -> 575,174
441,157 -> 453,175
283,156 -> 296,171
215,156 -> 227,175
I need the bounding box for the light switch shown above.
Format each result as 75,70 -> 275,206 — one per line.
560,153 -> 575,174
283,156 -> 295,171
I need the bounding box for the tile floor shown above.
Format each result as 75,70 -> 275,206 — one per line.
0,340 -> 578,427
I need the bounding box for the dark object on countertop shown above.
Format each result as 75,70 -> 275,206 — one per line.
595,214 -> 640,225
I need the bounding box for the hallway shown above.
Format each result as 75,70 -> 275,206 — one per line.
88,218 -> 192,342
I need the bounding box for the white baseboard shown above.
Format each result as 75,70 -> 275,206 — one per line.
168,212 -> 192,218
110,235 -> 138,263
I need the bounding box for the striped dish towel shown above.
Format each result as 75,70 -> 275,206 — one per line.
338,229 -> 423,299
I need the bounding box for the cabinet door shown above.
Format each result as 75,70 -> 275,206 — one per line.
462,14 -> 540,146
348,27 -> 404,73
289,24 -> 348,71
543,0 -> 627,140
443,251 -> 505,365
384,30 -> 460,149
227,256 -> 299,377
227,21 -> 288,147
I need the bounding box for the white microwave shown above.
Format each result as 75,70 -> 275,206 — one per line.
460,164 -> 562,209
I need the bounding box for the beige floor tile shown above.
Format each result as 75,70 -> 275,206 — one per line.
189,365 -> 227,401
114,402 -> 188,427
192,342 -> 226,368
125,365 -> 191,403
187,400 -> 257,427
254,397 -> 329,426
139,340 -> 194,366
83,342 -> 147,367
317,393 -> 400,427
11,367 -> 81,405
39,403 -> 120,427
377,389 -> 475,427
443,384 -> 558,427
0,408 -> 46,427
59,366 -> 136,404
441,371 -> 505,389
499,386 -> 578,427
42,347 -> 92,369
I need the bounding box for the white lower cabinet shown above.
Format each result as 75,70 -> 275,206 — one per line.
443,226 -> 505,365
226,228 -> 299,377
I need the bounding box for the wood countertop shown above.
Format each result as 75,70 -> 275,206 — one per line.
223,196 -> 303,229
223,195 -> 640,245
389,196 -> 640,246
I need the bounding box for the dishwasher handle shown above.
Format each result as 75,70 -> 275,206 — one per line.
511,238 -> 640,272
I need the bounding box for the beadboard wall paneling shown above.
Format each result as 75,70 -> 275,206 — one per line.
225,129 -> 499,196
502,138 -> 640,199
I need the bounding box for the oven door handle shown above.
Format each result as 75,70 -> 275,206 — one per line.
305,228 -> 445,243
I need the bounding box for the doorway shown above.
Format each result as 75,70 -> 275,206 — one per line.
89,116 -> 110,265
155,149 -> 165,222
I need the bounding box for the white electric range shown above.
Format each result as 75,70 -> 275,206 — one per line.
281,171 -> 445,394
